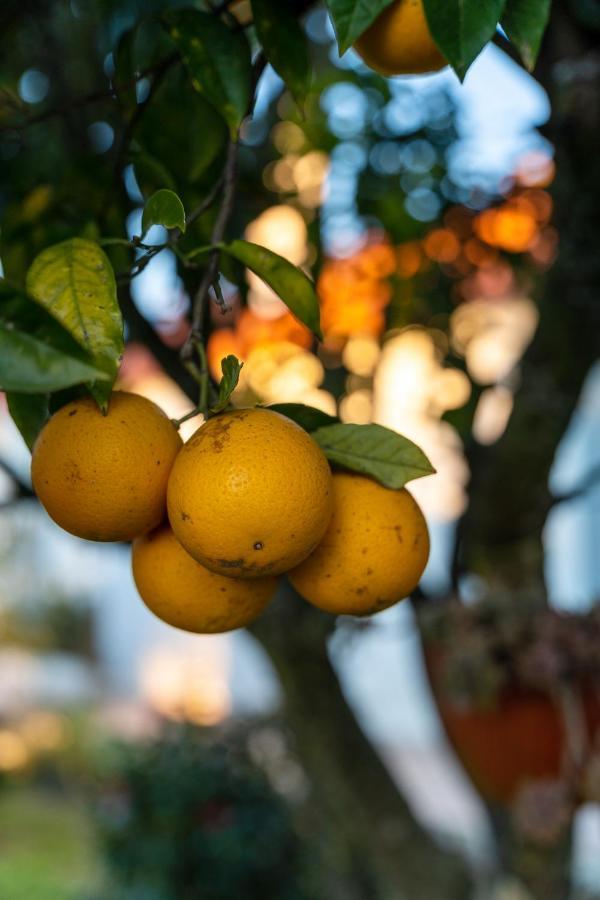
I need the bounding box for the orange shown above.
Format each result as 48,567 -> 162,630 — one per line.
31,391 -> 182,542
289,473 -> 429,616
167,408 -> 333,578
354,0 -> 446,76
132,525 -> 277,633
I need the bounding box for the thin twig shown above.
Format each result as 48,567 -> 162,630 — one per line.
103,53 -> 177,224
116,245 -> 163,285
172,405 -> 204,429
186,174 -> 225,228
182,138 -> 238,360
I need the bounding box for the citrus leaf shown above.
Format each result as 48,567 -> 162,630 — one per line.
221,239 -> 322,340
0,279 -> 113,395
141,188 -> 186,236
26,238 -> 124,410
251,0 -> 312,106
0,324 -> 110,393
501,0 -> 551,70
211,355 -> 244,414
1,277 -> 105,357
422,0 -> 506,80
267,403 -> 339,432
326,0 -> 395,54
311,423 -> 435,488
163,9 -> 252,139
6,392 -> 49,450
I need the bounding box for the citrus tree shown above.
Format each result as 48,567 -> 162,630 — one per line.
2,1 -> 599,898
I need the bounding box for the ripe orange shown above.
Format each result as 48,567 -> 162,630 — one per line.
289,473 -> 429,616
354,0 -> 446,76
132,525 -> 277,633
167,408 -> 333,578
31,391 -> 182,542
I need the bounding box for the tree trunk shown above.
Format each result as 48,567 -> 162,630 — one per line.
250,583 -> 472,900
437,6 -> 600,898
489,811 -> 573,900
458,0 -> 600,584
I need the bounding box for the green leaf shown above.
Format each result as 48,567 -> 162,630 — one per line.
251,0 -> 312,106
164,9 -> 252,139
0,279 -> 113,395
1,278 -> 100,356
267,403 -> 339,432
0,325 -> 110,393
26,238 -> 124,410
422,0 -> 506,80
6,392 -> 49,450
501,0 -> 551,70
221,240 -> 322,340
131,147 -> 177,197
211,355 -> 243,413
114,26 -> 138,116
141,188 -> 186,236
326,0 -> 395,54
310,423 -> 435,488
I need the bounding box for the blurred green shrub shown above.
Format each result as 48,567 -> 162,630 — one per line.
93,725 -> 314,900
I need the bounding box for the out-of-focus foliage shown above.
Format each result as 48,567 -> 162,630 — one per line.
93,725 -> 315,900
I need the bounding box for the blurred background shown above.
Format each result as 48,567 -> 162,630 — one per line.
0,1 -> 599,898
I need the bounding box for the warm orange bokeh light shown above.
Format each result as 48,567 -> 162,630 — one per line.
237,307 -> 312,352
207,309 -> 313,381
318,240 -> 395,342
423,228 -> 461,264
397,241 -> 424,278
475,206 -> 537,253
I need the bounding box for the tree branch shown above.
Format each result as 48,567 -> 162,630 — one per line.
549,462 -> 600,508
0,54 -> 178,135
182,137 -> 238,360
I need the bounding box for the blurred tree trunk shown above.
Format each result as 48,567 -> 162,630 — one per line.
490,811 -> 573,900
439,4 -> 600,898
457,0 -> 600,586
250,584 -> 471,900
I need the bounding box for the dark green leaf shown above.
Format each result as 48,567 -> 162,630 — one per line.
6,392 -> 49,450
221,239 -> 322,340
26,238 -> 124,410
131,147 -> 177,197
251,0 -> 312,105
142,188 -> 186,235
326,0 -> 395,54
267,403 -> 339,432
423,0 -> 506,80
0,324 -> 110,393
164,9 -> 252,139
502,0 -> 551,70
311,423 -> 435,488
211,355 -> 243,413
114,26 -> 138,116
